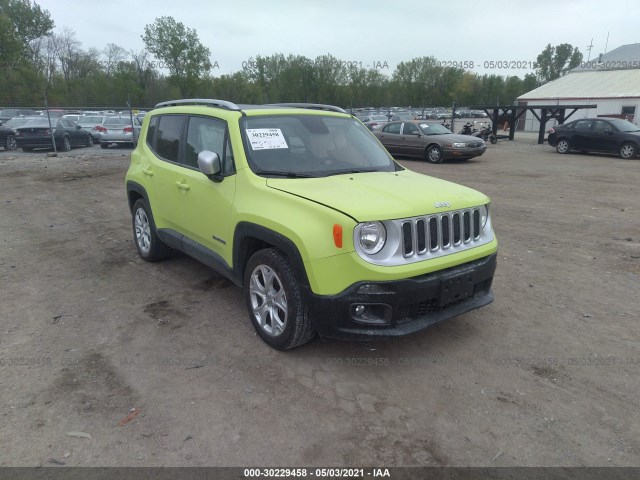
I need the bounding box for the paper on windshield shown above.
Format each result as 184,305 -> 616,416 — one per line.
246,128 -> 289,150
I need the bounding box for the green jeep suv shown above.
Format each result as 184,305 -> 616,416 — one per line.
125,100 -> 498,350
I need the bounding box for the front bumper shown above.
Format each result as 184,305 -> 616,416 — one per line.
307,253 -> 496,340
443,146 -> 486,159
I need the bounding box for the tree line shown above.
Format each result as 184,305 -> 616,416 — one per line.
0,2 -> 581,109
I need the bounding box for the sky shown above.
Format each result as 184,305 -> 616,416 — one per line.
38,0 -> 640,77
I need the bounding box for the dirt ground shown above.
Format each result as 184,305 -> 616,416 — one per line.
1,136 -> 639,468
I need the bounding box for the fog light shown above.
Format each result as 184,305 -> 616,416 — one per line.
350,303 -> 391,325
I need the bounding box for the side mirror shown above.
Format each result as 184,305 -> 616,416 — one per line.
604,128 -> 612,135
412,131 -> 421,136
197,150 -> 221,178
76,125 -> 81,130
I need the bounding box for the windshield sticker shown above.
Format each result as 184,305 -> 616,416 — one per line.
246,128 -> 289,150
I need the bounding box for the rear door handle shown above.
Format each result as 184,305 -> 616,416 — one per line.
142,167 -> 154,176
176,181 -> 190,191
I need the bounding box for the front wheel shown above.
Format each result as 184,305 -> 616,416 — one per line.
131,199 -> 171,261
490,135 -> 497,145
244,248 -> 315,350
556,138 -> 570,154
619,142 -> 637,159
426,144 -> 444,164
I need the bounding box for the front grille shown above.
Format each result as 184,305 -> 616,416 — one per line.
468,141 -> 484,148
402,208 -> 483,257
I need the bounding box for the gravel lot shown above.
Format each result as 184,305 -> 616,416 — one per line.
1,136 -> 639,467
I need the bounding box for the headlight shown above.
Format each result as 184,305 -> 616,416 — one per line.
358,221 -> 386,255
452,142 -> 466,147
479,204 -> 489,228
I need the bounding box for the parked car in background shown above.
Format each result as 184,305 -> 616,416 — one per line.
548,118 -> 640,159
361,114 -> 389,131
14,117 -> 93,151
0,108 -> 37,125
374,121 -> 486,163
97,115 -> 141,148
0,116 -> 36,150
77,115 -> 105,143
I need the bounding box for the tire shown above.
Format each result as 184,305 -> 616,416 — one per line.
6,135 -> 17,151
556,138 -> 570,154
426,144 -> 444,164
100,142 -> 108,149
85,134 -> 92,147
131,199 -> 171,262
619,142 -> 637,159
244,248 -> 315,350
60,136 -> 71,152
490,135 -> 497,145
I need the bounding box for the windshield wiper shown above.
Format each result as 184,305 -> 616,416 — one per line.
325,168 -> 380,176
254,170 -> 316,178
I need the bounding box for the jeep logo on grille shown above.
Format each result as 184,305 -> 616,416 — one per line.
434,201 -> 451,208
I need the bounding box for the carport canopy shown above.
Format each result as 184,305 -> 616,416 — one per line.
467,104 -> 597,144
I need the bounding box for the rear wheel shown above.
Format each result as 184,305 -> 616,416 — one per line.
6,135 -> 17,150
619,142 -> 637,159
60,136 -> 71,152
244,248 -> 315,350
100,142 -> 108,149
426,144 -> 444,164
490,135 -> 497,145
84,134 -> 92,147
556,138 -> 570,154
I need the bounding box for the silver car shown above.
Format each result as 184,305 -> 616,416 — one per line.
98,116 -> 141,148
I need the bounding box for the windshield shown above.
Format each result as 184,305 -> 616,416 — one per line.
419,123 -> 452,135
3,117 -> 34,128
242,114 -> 398,177
20,118 -> 57,128
608,118 -> 640,132
78,116 -> 104,126
104,116 -> 132,126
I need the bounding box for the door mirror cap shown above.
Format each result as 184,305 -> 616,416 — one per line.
197,150 -> 221,177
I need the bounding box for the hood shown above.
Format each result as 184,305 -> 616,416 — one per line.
267,169 -> 489,222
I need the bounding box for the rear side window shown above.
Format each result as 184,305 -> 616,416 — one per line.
154,115 -> 186,162
147,116 -> 158,147
383,123 -> 401,134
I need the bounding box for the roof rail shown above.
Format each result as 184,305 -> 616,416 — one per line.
154,99 -> 242,111
268,103 -> 347,114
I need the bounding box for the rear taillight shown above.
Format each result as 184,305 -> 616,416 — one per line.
548,128 -> 555,134
123,126 -> 133,133
95,125 -> 107,133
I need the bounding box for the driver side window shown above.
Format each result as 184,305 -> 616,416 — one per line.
402,123 -> 419,135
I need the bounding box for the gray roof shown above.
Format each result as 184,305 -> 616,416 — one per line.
518,43 -> 640,101
572,43 -> 640,72
518,69 -> 640,100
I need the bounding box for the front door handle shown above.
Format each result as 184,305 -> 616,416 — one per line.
176,181 -> 190,191
142,167 -> 154,176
